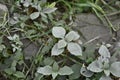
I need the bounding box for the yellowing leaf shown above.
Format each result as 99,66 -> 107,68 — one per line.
48,2 -> 56,8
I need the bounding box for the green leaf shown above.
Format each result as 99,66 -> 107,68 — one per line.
52,62 -> 59,72
11,60 -> 17,67
67,42 -> 82,56
37,66 -> 52,75
98,45 -> 110,58
48,2 -> 56,8
42,8 -> 57,14
30,12 -> 40,20
65,31 -> 80,42
69,64 -> 81,79
34,73 -> 44,80
110,62 -> 120,77
51,43 -> 64,56
52,27 -> 66,38
59,66 -> 73,75
4,68 -> 15,75
87,60 -> 103,72
14,71 -> 25,78
57,39 -> 67,49
26,30 -> 36,36
43,57 -> 54,65
41,38 -> 55,54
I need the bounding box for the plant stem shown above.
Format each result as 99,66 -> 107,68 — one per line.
61,54 -> 83,65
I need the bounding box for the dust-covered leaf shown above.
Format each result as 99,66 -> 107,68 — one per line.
0,4 -> 8,12
80,65 -> 94,77
104,70 -> 110,76
52,27 -> 66,38
43,8 -> 57,13
99,75 -> 112,80
110,62 -> 120,77
23,1 -> 30,7
57,39 -> 67,49
87,60 -> 103,72
65,31 -> 80,42
67,42 -> 82,56
98,45 -> 110,58
52,72 -> 58,79
37,66 -> 52,75
30,12 -> 40,20
51,43 -> 64,56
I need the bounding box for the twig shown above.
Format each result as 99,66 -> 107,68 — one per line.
100,0 -> 116,10
84,36 -> 100,45
107,11 -> 120,16
61,54 -> 81,65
